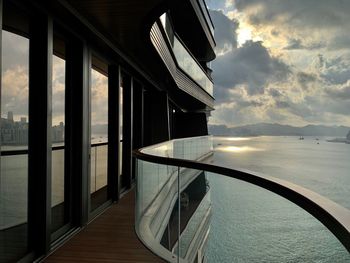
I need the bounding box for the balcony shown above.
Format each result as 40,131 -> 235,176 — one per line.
173,36 -> 213,97
134,136 -> 350,262
0,143 -> 163,262
196,0 -> 214,36
151,15 -> 214,109
169,0 -> 216,61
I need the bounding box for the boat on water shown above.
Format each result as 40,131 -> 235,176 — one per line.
299,136 -> 304,140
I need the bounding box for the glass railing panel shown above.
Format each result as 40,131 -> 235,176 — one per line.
90,146 -> 97,193
173,36 -> 213,96
0,147 -> 67,231
89,143 -> 109,211
205,172 -> 350,262
136,160 -> 178,220
141,135 -> 213,161
0,151 -> 28,263
51,148 -> 65,208
136,159 -> 181,262
0,152 -> 28,229
174,179 -> 211,262
95,144 -> 108,191
136,141 -> 212,262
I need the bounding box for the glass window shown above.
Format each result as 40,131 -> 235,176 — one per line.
90,57 -> 108,212
0,30 -> 29,262
51,36 -> 67,234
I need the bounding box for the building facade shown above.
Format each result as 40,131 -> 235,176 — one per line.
0,0 -> 215,262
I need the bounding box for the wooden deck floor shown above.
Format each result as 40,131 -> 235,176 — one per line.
45,190 -> 165,263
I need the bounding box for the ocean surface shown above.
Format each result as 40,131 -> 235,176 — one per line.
206,136 -> 350,262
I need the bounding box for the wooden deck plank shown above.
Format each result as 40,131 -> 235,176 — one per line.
45,190 -> 165,263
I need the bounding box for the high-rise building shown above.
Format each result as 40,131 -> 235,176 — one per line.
7,111 -> 13,122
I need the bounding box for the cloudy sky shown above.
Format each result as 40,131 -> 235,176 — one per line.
1,30 -> 108,126
2,3 -> 349,128
206,0 -> 350,127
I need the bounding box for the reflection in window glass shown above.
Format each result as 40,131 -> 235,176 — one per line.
90,67 -> 108,211
51,54 -> 66,233
0,30 -> 29,262
173,37 -> 213,96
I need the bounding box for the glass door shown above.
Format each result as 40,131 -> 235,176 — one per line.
51,34 -> 73,239
89,55 -> 109,212
0,28 -> 30,262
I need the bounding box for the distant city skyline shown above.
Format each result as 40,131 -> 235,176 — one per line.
1,31 -> 108,127
1,111 -> 65,144
207,0 -> 350,127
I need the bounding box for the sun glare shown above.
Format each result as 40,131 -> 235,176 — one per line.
215,137 -> 252,141
216,146 -> 264,153
237,27 -> 252,47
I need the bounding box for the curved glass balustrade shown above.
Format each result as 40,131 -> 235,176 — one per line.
134,136 -> 350,263
135,136 -> 213,263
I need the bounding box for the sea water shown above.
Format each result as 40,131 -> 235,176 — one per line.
207,136 -> 350,262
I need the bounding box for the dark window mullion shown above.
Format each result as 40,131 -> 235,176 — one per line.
65,39 -> 90,227
28,14 -> 53,256
108,64 -> 119,202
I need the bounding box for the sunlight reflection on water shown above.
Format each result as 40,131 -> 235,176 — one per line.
214,136 -> 253,141
216,145 -> 265,153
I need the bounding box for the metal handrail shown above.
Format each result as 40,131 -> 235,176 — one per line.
133,146 -> 350,253
1,142 -> 108,156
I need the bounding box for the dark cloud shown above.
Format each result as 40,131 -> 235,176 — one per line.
270,29 -> 279,37
236,98 -> 264,108
319,56 -> 350,85
275,100 -> 290,109
284,100 -> 314,119
296,72 -> 317,90
233,0 -> 350,51
284,39 -> 303,50
283,38 -> 324,50
328,35 -> 350,50
275,94 -> 350,122
209,9 -> 239,53
213,40 -> 290,100
325,85 -> 350,100
304,95 -> 350,117
268,88 -> 283,98
234,0 -> 350,29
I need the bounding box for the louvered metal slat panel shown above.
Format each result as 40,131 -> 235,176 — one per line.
150,23 -> 214,109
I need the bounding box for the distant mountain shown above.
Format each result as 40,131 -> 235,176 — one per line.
208,123 -> 350,137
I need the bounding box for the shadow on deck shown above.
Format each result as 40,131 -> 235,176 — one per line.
45,190 -> 165,263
